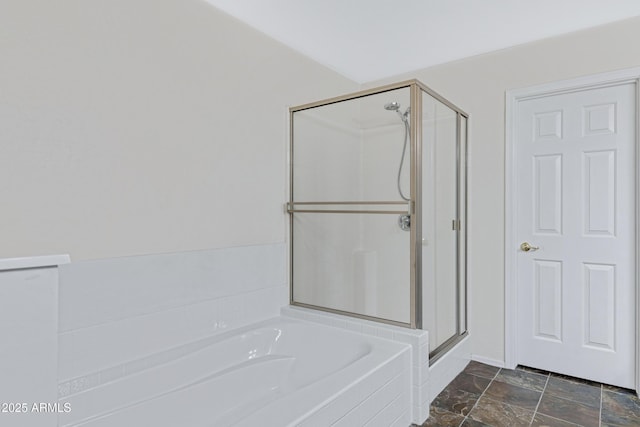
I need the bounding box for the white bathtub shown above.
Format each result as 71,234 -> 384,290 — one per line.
60,317 -> 411,427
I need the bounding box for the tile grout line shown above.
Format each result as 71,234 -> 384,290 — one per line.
529,373 -> 550,425
458,367 -> 502,427
599,384 -> 602,427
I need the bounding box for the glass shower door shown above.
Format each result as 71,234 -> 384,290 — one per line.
421,89 -> 467,357
289,79 -> 468,344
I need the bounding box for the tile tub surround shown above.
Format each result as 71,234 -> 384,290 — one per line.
0,254 -> 69,427
424,361 -> 640,427
428,335 -> 472,412
58,243 -> 287,386
282,305 -> 472,425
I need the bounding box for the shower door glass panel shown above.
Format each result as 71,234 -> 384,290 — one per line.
292,88 -> 411,202
421,91 -> 459,351
291,87 -> 412,325
292,213 -> 410,324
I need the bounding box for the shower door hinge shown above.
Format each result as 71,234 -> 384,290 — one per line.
452,219 -> 461,231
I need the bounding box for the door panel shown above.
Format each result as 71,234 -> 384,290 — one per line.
583,263 -> 615,350
583,150 -> 616,235
534,259 -> 562,341
516,83 -> 636,388
534,154 -> 562,234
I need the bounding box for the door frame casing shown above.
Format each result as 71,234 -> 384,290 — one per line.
505,67 -> 640,394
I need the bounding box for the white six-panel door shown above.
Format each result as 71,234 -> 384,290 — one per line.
516,82 -> 636,388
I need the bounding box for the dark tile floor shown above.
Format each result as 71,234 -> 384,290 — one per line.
422,361 -> 640,427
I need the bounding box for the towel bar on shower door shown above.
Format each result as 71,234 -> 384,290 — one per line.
286,201 -> 413,215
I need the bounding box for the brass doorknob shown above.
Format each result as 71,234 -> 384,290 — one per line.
520,242 -> 539,252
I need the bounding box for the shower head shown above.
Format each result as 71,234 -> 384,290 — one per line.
385,101 -> 410,123
384,102 -> 401,111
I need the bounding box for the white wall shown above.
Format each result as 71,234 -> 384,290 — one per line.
0,0 -> 357,261
364,16 -> 640,364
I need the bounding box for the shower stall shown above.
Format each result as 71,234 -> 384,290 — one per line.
288,80 -> 467,361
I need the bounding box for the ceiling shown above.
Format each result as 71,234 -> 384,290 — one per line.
204,0 -> 640,83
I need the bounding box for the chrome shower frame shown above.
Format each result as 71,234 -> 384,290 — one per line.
288,80 -> 469,333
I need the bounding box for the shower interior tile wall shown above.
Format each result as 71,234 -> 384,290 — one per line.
57,243 -> 287,389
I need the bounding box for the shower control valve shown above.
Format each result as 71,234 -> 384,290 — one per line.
398,214 -> 411,231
